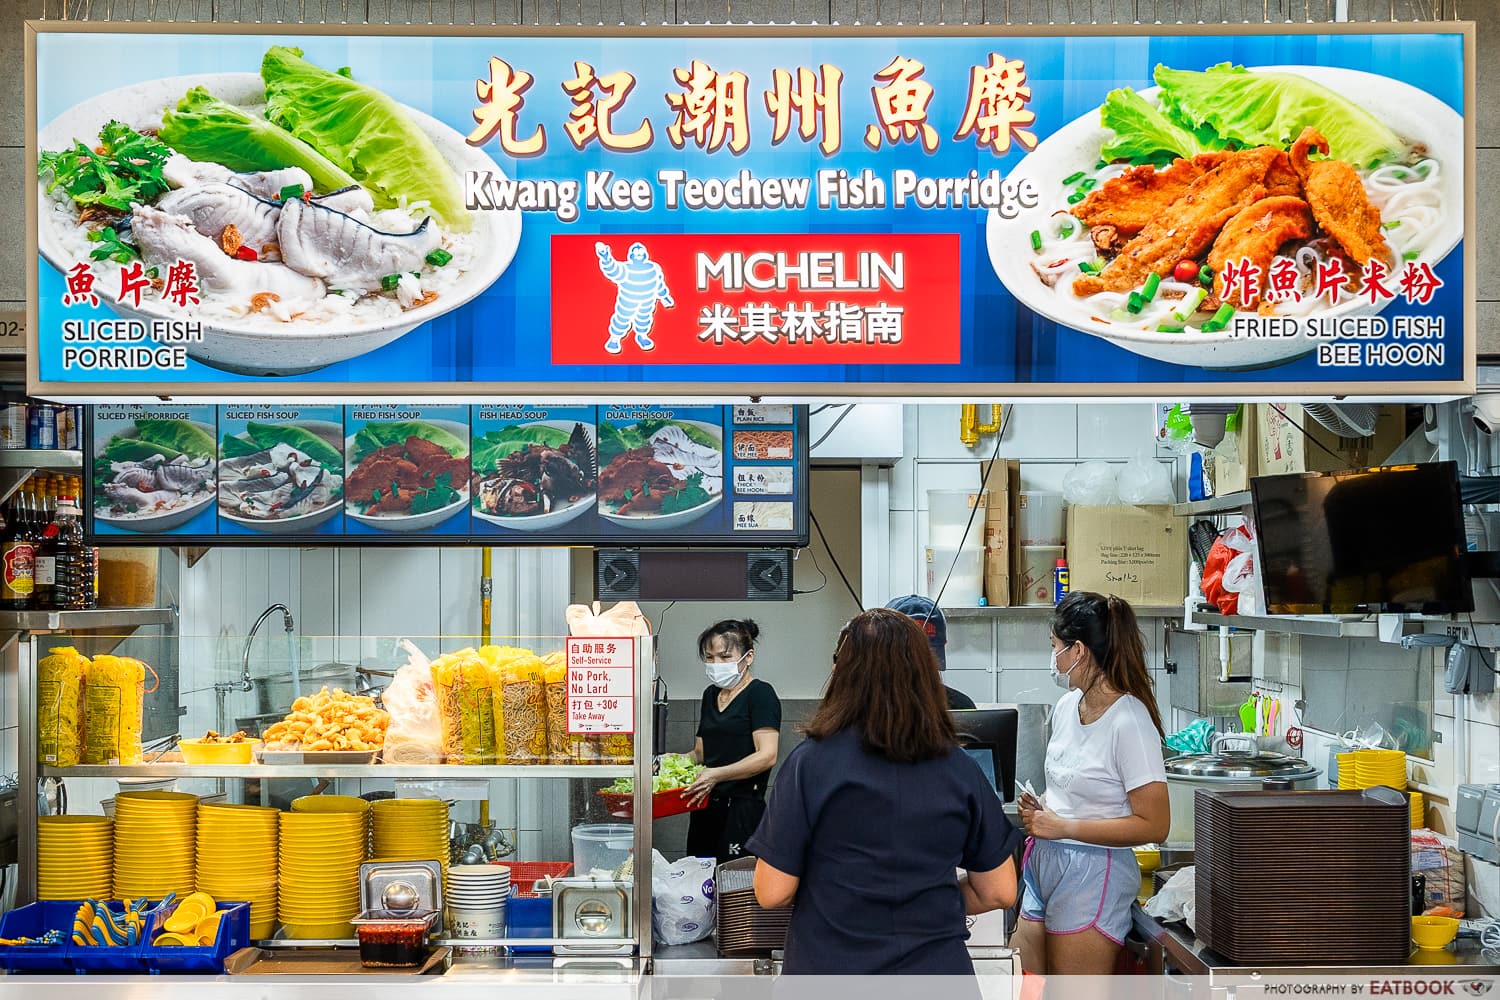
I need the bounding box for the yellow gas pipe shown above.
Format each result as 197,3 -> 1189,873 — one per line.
960,404 -> 1003,448
479,545 -> 493,831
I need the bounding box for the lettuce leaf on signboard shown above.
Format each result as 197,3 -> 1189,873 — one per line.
472,426 -> 570,475
1099,87 -> 1226,163
1153,63 -> 1408,167
158,87 -> 358,195
260,46 -> 470,230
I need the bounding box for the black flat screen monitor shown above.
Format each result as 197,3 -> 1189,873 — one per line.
962,743 -> 1000,799
951,708 -> 1018,802
1251,461 -> 1473,615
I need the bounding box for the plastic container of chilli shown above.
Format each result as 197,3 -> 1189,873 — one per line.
598,787 -> 706,819
144,901 -> 251,974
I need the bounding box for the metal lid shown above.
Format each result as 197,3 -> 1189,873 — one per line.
360,860 -> 444,932
1165,749 -> 1319,780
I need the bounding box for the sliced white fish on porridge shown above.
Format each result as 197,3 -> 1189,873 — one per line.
161,152 -> 313,199
276,197 -> 440,293
157,182 -> 282,251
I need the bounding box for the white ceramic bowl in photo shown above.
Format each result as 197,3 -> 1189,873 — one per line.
36,73 -> 522,377
93,419 -> 218,533
985,65 -> 1464,371
471,420 -> 597,532
598,419 -> 724,532
344,418 -> 470,533
218,419 -> 344,534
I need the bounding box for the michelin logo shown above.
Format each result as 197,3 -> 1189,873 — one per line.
595,241 -> 674,355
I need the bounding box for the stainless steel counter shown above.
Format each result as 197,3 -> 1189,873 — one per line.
1129,904 -> 1500,981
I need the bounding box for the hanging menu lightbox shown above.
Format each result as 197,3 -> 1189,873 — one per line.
85,403 -> 808,547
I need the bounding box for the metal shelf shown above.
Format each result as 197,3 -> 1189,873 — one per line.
0,449 -> 84,505
943,604 -> 1184,619
0,607 -> 176,632
0,450 -> 83,469
1172,491 -> 1252,517
1189,609 -> 1380,639
41,763 -> 632,779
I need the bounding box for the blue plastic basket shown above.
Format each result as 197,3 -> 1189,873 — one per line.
507,893 -> 552,954
0,901 -> 80,973
67,899 -> 159,973
144,901 -> 251,974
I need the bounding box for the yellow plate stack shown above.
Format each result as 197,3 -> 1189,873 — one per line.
1353,749 -> 1407,791
371,798 -> 450,871
279,797 -> 369,939
37,815 -> 113,900
113,791 -> 197,899
1409,791 -> 1425,829
196,803 -> 280,940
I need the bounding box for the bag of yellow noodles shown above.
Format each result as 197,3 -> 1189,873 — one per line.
490,646 -> 547,765
538,651 -> 577,765
82,655 -> 155,766
37,646 -> 87,767
430,648 -> 497,764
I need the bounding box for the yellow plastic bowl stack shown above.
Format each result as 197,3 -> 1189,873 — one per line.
1335,752 -> 1358,790
278,797 -> 370,939
112,791 -> 198,899
371,798 -> 451,871
196,804 -> 280,940
37,815 -> 113,900
1353,749 -> 1407,791
1409,791 -> 1425,828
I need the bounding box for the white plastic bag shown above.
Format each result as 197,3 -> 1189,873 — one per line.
1063,461 -> 1119,506
566,601 -> 652,637
1220,522 -> 1263,616
380,639 -> 443,763
1143,865 -> 1196,932
1117,453 -> 1177,505
651,849 -> 716,946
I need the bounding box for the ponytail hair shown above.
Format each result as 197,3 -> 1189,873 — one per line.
1051,592 -> 1164,737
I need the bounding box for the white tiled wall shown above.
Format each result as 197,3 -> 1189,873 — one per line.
889,403 -> 1180,709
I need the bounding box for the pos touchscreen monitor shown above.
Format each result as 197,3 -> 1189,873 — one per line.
950,708 -> 1018,802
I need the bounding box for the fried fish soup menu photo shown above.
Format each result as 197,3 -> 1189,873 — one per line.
27,28 -> 1470,396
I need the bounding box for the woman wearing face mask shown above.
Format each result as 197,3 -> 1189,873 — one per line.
682,619 -> 781,864
1013,591 -> 1170,976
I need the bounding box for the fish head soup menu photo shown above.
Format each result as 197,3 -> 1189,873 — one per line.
27,26 -> 1472,399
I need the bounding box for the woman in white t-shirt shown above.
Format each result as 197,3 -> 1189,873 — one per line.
1014,591 -> 1170,975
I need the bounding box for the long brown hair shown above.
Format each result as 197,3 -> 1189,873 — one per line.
1050,591 -> 1164,737
804,608 -> 956,762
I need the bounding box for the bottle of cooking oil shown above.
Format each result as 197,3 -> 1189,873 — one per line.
51,496 -> 93,611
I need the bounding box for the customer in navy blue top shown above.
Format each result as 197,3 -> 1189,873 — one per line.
746,608 -> 1023,975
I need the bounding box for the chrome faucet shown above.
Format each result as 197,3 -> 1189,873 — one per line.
239,603 -> 296,693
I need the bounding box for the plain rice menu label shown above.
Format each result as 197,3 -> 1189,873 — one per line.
565,638 -> 635,735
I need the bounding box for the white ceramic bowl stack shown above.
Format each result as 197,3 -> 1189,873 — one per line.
445,864 -> 511,945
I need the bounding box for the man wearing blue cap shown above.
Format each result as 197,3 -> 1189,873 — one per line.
885,594 -> 978,710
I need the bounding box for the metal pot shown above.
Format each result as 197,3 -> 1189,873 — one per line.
1162,732 -> 1320,848
251,661 -> 358,716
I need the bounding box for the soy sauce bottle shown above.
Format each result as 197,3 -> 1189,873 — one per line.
0,501 -> 34,610
52,497 -> 93,611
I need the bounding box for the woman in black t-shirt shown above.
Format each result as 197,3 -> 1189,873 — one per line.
746,610 -> 1021,975
682,618 -> 781,863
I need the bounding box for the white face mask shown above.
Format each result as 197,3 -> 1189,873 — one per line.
704,651 -> 747,689
1050,645 -> 1078,690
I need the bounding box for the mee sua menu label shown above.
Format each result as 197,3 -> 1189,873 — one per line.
28,25 -> 1471,398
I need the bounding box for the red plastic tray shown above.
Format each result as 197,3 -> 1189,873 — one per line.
598,787 -> 706,819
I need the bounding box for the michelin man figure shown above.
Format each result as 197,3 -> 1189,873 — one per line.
595,241 -> 674,354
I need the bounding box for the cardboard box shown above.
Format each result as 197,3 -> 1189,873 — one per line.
980,459 -> 1020,606
1256,403 -> 1409,477
1066,505 -> 1189,606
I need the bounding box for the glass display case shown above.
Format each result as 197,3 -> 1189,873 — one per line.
12,624 -> 653,957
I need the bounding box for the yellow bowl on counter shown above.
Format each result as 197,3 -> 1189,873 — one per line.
291,795 -> 371,814
1411,916 -> 1458,951
179,738 -> 260,765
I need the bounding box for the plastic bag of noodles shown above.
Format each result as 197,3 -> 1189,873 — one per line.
430,647 -> 497,764
82,654 -> 155,765
485,646 -> 547,764
38,646 -> 87,767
